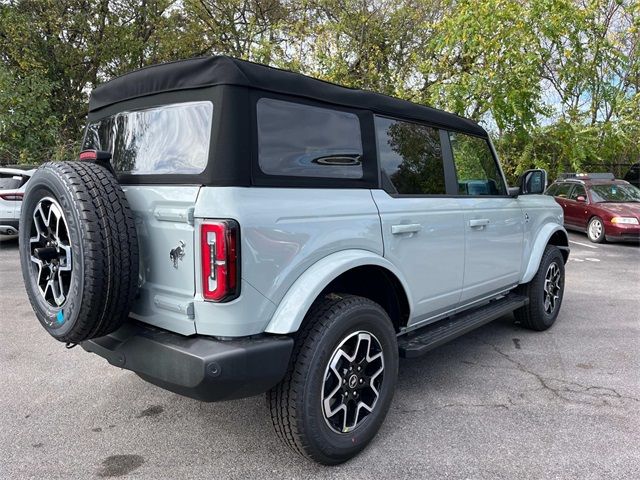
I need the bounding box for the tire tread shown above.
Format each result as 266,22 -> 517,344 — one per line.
21,161 -> 138,343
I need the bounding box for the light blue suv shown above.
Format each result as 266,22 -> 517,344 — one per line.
19,56 -> 569,465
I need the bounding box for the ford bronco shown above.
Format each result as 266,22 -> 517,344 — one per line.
19,56 -> 569,465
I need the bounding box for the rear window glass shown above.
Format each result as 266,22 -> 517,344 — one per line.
374,116 -> 446,195
257,98 -> 363,179
83,101 -> 213,175
0,175 -> 22,189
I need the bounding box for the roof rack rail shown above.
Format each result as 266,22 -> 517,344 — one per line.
558,172 -> 615,181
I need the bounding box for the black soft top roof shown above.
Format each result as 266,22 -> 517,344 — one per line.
89,56 -> 486,137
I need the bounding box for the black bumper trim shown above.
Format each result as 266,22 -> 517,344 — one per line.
81,323 -> 294,402
0,218 -> 19,232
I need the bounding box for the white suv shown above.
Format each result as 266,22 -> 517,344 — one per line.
0,167 -> 34,236
19,56 -> 569,465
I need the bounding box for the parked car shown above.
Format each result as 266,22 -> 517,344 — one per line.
19,56 -> 569,465
624,162 -> 640,188
546,173 -> 640,243
0,167 -> 34,236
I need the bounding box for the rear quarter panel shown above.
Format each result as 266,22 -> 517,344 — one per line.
193,187 -> 383,335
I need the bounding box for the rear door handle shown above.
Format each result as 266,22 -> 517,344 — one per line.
469,218 -> 490,228
391,224 -> 422,235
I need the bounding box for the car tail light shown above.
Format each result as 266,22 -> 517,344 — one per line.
0,192 -> 23,201
79,149 -> 112,162
201,220 -> 240,302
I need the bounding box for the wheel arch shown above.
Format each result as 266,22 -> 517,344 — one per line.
264,250 -> 412,334
521,224 -> 569,284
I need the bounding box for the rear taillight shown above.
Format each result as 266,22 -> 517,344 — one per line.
79,149 -> 112,162
0,192 -> 23,201
201,220 -> 240,302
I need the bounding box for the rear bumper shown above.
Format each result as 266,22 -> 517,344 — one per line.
0,218 -> 19,235
81,322 -> 294,402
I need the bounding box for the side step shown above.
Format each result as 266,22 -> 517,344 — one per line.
398,293 -> 528,358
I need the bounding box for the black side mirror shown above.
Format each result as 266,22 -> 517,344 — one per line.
519,169 -> 548,195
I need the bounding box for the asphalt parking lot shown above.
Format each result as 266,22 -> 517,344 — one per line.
1,232 -> 638,479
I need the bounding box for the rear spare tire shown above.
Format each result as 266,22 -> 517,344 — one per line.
19,161 -> 139,343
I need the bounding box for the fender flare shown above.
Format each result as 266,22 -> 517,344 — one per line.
264,249 -> 413,334
521,224 -> 569,284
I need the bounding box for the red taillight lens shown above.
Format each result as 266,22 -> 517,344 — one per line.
79,150 -> 98,161
201,220 -> 240,302
0,192 -> 23,201
79,149 -> 112,162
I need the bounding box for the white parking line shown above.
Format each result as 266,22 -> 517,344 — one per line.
569,240 -> 598,249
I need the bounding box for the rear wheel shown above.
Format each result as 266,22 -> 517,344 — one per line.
587,216 -> 606,243
514,245 -> 565,331
267,294 -> 398,465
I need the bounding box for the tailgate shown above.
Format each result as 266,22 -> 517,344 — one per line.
123,185 -> 200,335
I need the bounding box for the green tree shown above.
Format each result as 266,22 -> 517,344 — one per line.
0,0 -> 637,180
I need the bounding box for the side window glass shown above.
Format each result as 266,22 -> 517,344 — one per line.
257,98 -> 363,178
449,132 -> 506,196
374,116 -> 446,195
555,183 -> 573,198
569,184 -> 586,200
545,184 -> 559,196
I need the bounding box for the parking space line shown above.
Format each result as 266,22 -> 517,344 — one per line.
569,240 -> 598,249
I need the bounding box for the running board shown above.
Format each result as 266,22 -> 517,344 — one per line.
398,293 -> 528,358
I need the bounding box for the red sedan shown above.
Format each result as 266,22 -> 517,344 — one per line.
546,173 -> 640,243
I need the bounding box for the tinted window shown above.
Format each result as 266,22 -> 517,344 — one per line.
449,132 -> 506,196
569,184 -> 586,200
83,101 -> 213,175
375,116 -> 446,195
257,98 -> 363,178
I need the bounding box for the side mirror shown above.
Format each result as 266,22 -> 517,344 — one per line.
576,195 -> 587,203
519,169 -> 548,195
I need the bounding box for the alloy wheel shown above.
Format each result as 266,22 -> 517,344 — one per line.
543,262 -> 561,315
588,219 -> 603,241
321,330 -> 385,434
28,197 -> 73,312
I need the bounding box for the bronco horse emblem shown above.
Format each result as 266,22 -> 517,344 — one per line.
169,241 -> 186,268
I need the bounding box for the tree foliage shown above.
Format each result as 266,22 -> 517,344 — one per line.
0,0 -> 638,181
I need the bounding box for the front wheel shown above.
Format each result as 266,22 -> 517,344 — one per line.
514,245 -> 565,331
267,294 -> 398,465
587,216 -> 606,243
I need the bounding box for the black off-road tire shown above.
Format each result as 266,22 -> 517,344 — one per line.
267,294 -> 398,465
514,245 -> 565,331
19,161 -> 139,343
